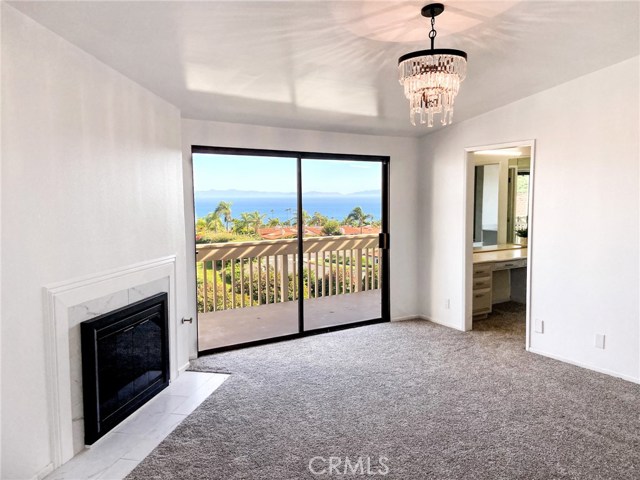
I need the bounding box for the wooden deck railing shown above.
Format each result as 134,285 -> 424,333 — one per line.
196,234 -> 381,313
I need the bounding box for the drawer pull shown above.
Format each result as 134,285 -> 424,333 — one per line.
474,293 -> 484,298
504,263 -> 515,267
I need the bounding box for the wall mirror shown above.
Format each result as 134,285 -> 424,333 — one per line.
472,147 -> 531,249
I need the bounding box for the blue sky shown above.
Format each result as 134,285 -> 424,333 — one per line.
193,154 -> 381,194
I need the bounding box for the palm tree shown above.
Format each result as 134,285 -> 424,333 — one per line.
232,212 -> 252,235
346,206 -> 373,234
267,217 -> 281,227
309,212 -> 328,226
202,212 -> 224,232
247,211 -> 267,235
292,209 -> 311,227
214,201 -> 233,231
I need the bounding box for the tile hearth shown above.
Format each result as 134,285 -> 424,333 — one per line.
44,372 -> 228,480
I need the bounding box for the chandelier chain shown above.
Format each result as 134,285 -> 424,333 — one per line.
429,16 -> 437,50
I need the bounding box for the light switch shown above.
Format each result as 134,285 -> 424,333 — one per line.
534,318 -> 544,334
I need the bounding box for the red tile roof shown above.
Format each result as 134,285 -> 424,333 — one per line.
257,225 -> 380,239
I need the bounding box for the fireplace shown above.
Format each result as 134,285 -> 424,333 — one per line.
81,292 -> 169,444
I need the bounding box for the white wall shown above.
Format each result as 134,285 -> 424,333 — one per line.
0,4 -> 3,477
181,119 -> 420,357
0,2 -> 4,475
418,56 -> 640,382
1,6 -> 188,479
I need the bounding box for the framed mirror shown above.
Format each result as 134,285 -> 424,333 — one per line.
472,148 -> 531,249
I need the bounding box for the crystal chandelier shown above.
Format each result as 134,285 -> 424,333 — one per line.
398,3 -> 468,127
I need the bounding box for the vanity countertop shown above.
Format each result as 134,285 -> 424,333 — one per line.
473,247 -> 528,264
473,243 -> 524,253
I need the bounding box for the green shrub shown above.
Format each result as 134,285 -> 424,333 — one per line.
196,232 -> 258,244
322,220 -> 342,236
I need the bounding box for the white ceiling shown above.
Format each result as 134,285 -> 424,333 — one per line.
10,1 -> 640,137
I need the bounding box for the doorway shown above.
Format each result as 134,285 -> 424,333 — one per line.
464,141 -> 535,348
191,146 -> 390,353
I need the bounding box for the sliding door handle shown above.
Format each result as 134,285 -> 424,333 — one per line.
379,233 -> 390,250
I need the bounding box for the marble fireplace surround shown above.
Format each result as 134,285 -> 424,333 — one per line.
43,256 -> 178,469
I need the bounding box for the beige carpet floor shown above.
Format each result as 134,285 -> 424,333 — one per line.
128,303 -> 640,479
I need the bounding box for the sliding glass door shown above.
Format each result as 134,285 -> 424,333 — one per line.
193,153 -> 299,351
192,147 -> 389,353
301,158 -> 384,331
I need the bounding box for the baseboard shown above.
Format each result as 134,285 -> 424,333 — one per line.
391,314 -> 421,322
395,314 -> 466,332
423,316 -> 465,332
178,361 -> 191,375
528,347 -> 640,384
35,463 -> 55,480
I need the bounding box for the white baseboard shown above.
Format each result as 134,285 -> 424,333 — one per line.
391,314 -> 421,322
423,316 -> 465,332
392,314 -> 467,333
35,463 -> 54,480
528,347 -> 640,384
178,361 -> 191,375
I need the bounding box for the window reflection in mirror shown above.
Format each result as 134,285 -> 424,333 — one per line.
507,158 -> 530,243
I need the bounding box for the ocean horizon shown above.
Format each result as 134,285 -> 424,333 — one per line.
195,195 -> 381,222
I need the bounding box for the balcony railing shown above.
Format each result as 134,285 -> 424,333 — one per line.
196,234 -> 381,313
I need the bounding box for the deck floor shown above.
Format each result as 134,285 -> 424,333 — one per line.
198,290 -> 381,351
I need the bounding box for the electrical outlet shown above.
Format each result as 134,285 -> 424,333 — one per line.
595,334 -> 606,349
445,298 -> 450,309
534,318 -> 544,334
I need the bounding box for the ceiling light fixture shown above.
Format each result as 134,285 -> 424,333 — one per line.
398,3 -> 468,127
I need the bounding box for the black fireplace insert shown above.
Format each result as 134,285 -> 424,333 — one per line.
81,292 -> 169,444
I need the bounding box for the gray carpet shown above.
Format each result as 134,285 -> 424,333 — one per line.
128,303 -> 640,479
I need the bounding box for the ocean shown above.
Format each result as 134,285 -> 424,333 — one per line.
194,195 -> 381,222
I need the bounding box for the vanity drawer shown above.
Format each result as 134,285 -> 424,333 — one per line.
473,288 -> 492,313
473,263 -> 492,276
493,258 -> 527,271
472,276 -> 492,290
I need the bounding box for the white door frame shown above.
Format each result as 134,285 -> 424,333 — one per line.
462,140 -> 536,350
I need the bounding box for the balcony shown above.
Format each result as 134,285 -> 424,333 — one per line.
196,234 -> 382,350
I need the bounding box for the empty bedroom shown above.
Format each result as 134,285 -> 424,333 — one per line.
1,1 -> 639,479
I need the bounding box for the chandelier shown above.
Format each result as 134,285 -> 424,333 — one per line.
398,3 -> 468,127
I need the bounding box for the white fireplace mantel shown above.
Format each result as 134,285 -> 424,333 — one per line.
43,256 -> 178,469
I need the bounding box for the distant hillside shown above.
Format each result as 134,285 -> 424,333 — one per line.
196,189 -> 294,198
349,189 -> 381,196
195,189 -> 381,198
